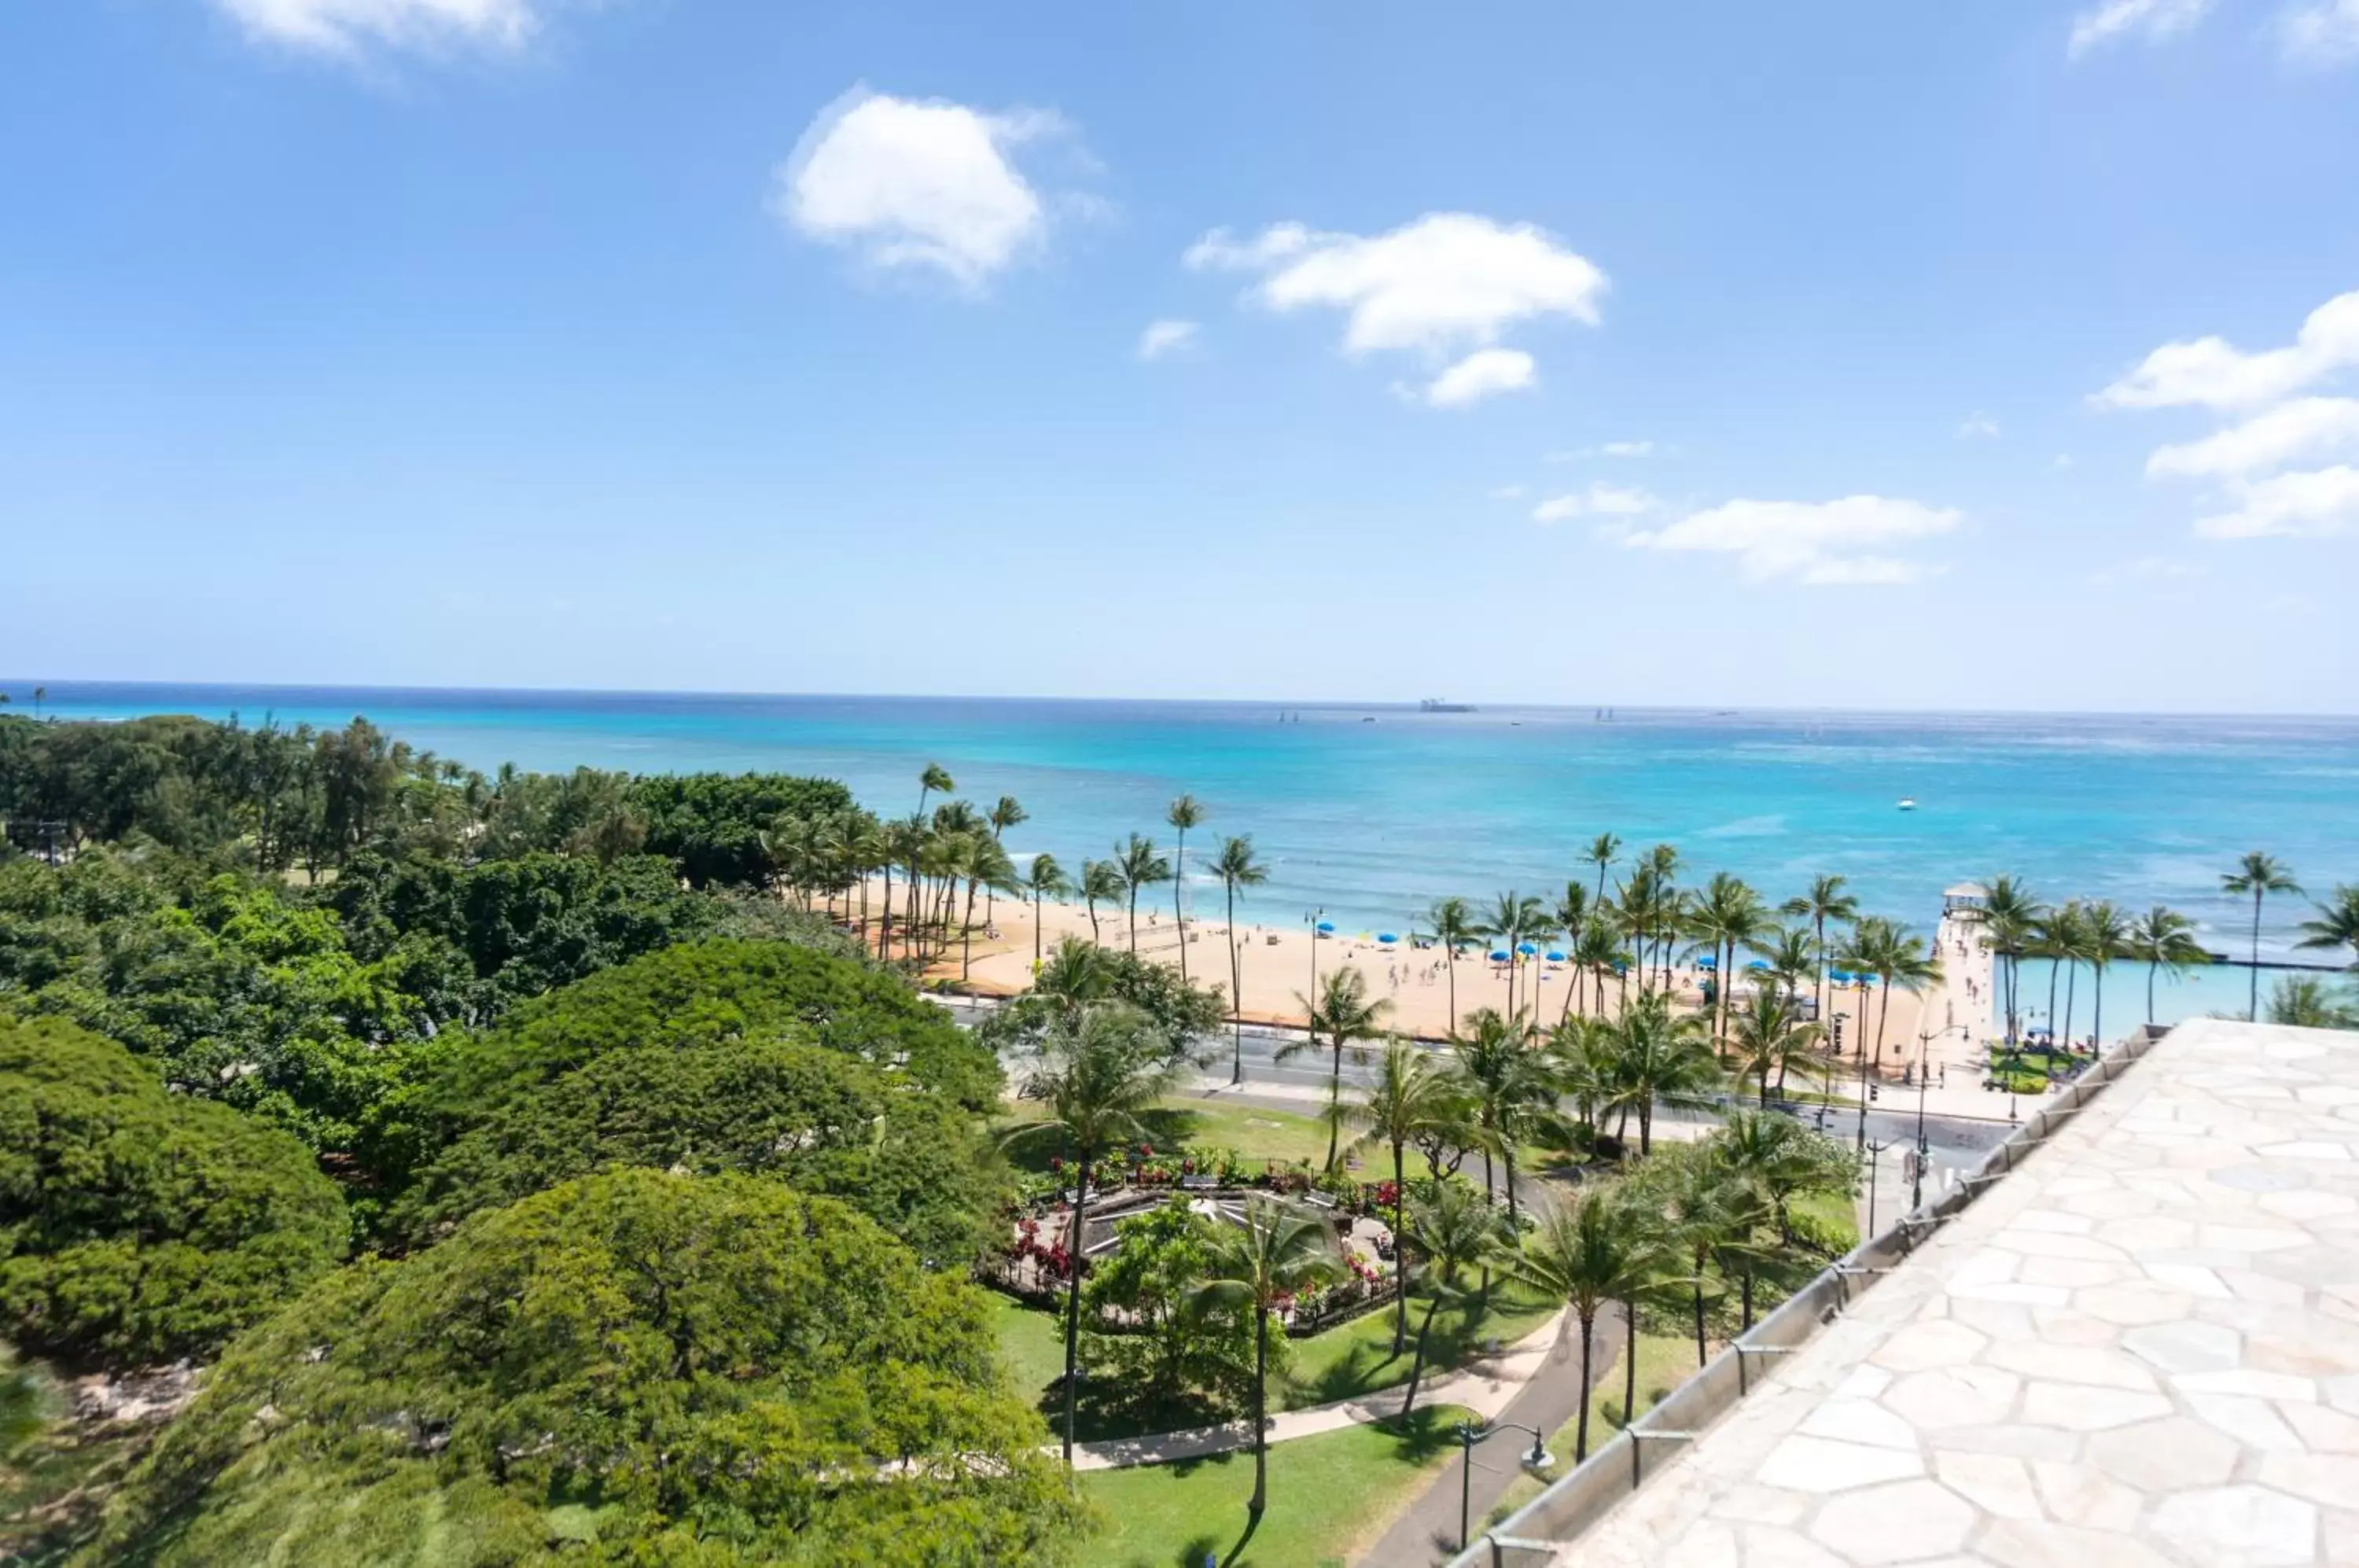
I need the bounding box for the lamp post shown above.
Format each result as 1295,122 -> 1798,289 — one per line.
1864,1136 -> 1893,1235
1306,907 -> 1323,1013
1458,1419 -> 1553,1551
1912,1023 -> 1969,1212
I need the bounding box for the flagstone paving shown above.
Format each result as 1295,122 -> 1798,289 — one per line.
1555,1020 -> 2359,1567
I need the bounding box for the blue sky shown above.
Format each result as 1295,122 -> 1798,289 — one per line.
3,0 -> 2357,711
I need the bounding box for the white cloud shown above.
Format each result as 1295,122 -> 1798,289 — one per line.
1621,495 -> 1960,585
1186,212 -> 1606,398
2094,289 -> 2359,410
2067,0 -> 2211,57
1599,440 -> 1654,458
2146,396 -> 2359,478
1532,482 -> 1660,523
1489,484 -> 1529,501
1425,348 -> 1537,408
211,0 -> 535,56
2282,0 -> 2359,61
1958,411 -> 2001,439
2194,466 -> 2359,537
777,90 -> 1076,289
1137,320 -> 1198,361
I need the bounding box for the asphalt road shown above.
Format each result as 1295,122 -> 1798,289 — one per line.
934,994 -> 2008,1209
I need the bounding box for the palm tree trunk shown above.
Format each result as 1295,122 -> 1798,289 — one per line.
1173,832 -> 1188,983
880,863 -> 894,960
1445,945 -> 1457,1022
1691,1271 -> 1708,1367
2249,891 -> 2263,1021
1401,1290 -> 1447,1415
2147,959 -> 2158,1025
1392,1142 -> 1409,1355
1228,882 -> 1245,1086
1128,889 -> 1139,954
1575,1312 -> 1596,1463
1503,1143 -> 1520,1228
2092,963 -> 2105,1050
1621,1298 -> 1638,1430
1249,1308 -> 1269,1516
1062,1160 -> 1092,1465
1325,1038 -> 1343,1170
1033,889 -> 1043,970
1740,1267 -> 1755,1331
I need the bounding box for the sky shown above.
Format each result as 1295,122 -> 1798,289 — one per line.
2,0 -> 2357,712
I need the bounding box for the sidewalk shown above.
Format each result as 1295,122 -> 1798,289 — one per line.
1060,1308 -> 1570,1471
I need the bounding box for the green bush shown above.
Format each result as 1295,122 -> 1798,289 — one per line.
0,1018 -> 347,1370
84,1171 -> 1087,1567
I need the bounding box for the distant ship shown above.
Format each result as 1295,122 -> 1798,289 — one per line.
1419,698 -> 1475,713
1897,797 -> 1918,812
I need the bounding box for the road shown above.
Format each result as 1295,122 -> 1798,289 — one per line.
934,994 -> 2009,1224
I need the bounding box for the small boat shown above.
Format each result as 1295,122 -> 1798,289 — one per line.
1897,797 -> 1918,812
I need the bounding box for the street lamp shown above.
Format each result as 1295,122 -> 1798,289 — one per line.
1912,1023 -> 1970,1212
1864,1136 -> 1893,1235
1306,907 -> 1323,1009
1457,1419 -> 1554,1551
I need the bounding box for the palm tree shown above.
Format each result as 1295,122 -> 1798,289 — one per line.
1603,991 -> 1721,1155
1448,1007 -> 1555,1228
2128,904 -> 2207,1024
915,761 -> 953,818
1643,1142 -> 1745,1367
1079,859 -> 1123,946
1978,875 -> 2042,1045
1842,916 -> 1941,1067
1729,989 -> 1826,1106
1021,854 -> 1072,970
2298,885 -> 2359,970
1713,1107 -> 1848,1253
1586,833 -> 1622,915
1187,1198 -> 1341,1519
1781,874 -> 1858,1034
1113,834 -> 1172,955
1345,1040 -> 1469,1353
984,794 -> 1027,926
2222,852 -> 2302,1021
1397,1180 -> 1511,1415
2030,902 -> 2084,1052
1209,835 -> 1270,1084
1165,795 -> 1205,982
1481,891 -> 1547,1016
1007,1003 -> 1178,1463
2081,900 -> 2130,1050
1426,896 -> 1479,1020
1554,881 -> 1590,1024
1572,915 -> 1620,1022
1757,924 -> 1818,1009
1687,871 -> 1768,1056
1282,966 -> 1393,1169
1514,1188 -> 1654,1463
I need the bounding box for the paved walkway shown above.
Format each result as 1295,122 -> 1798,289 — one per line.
1360,1304 -> 1628,1568
1063,1306 -> 1570,1471
1548,1018 -> 2359,1567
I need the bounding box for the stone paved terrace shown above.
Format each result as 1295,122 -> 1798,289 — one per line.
1555,1019 -> 2359,1568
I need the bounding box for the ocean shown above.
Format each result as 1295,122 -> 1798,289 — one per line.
16,682 -> 2357,1029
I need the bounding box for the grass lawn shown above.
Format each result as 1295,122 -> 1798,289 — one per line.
1484,1330 -> 1692,1528
1279,1278 -> 1558,1409
995,1095 -> 1335,1171
992,1278 -> 1559,1443
1077,1404 -> 1474,1568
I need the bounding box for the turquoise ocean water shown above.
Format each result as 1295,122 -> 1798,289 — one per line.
18,682 -> 2357,1029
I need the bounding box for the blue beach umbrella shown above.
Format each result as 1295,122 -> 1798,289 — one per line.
1546,951 -> 1567,963
1830,969 -> 1855,985
1377,933 -> 1398,944
1746,959 -> 1771,972
1316,921 -> 1335,933
1517,942 -> 1538,956
1489,950 -> 1511,963
1695,954 -> 1718,970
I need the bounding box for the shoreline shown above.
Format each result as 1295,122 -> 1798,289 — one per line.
829,875 -> 1996,1084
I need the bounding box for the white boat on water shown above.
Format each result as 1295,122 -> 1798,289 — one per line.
1897,797 -> 1918,811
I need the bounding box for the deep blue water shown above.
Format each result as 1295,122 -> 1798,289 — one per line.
14,682 -> 2357,1025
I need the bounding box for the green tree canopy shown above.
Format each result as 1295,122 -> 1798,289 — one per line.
0,1018 -> 347,1370
83,1171 -> 1085,1567
386,1037 -> 1003,1267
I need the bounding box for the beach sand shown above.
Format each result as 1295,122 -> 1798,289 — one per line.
830,878 -> 1997,1088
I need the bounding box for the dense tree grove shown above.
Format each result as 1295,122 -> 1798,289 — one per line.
0,1019 -> 347,1368
0,712 -> 1064,1563
81,1172 -> 1086,1568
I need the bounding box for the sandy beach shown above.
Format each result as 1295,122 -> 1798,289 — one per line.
832,877 -> 1997,1086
